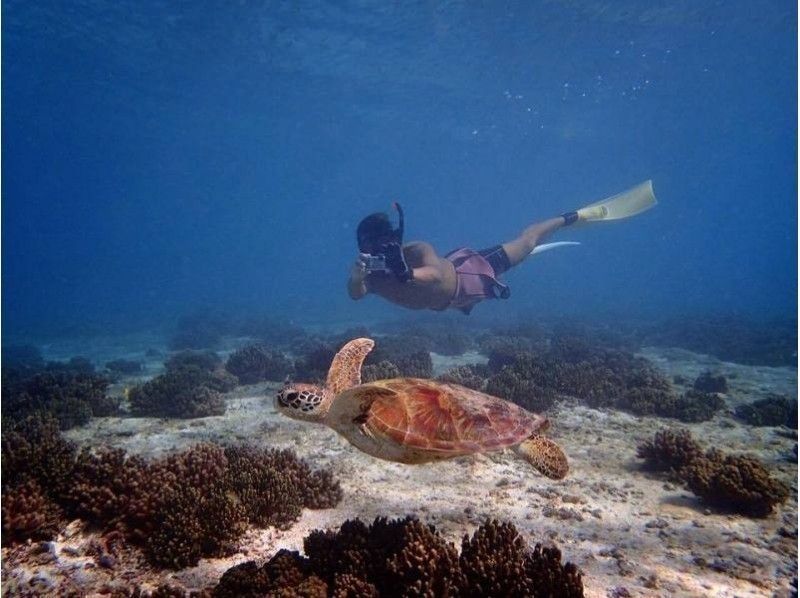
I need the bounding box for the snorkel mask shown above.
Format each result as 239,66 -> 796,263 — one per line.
356,202 -> 412,282
357,202 -> 404,254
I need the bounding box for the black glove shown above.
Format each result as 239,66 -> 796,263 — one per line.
382,242 -> 413,282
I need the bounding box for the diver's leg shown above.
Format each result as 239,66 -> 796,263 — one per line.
500,216 -> 568,268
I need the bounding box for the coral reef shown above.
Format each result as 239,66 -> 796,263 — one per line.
485,356 -> 560,413
293,340 -> 338,383
636,429 -> 790,517
224,446 -> 342,529
407,325 -> 473,356
212,517 -> 583,597
2,415 -> 78,498
693,371 -> 728,394
214,550 -> 325,598
735,395 -> 798,428
365,336 -> 434,367
362,361 -> 402,383
63,447 -> 148,530
129,444 -> 247,568
1,415 -> 76,546
165,350 -> 222,373
682,450 -> 791,517
639,314 -> 797,367
636,429 -> 705,474
45,356 -> 96,375
1,479 -> 65,546
238,315 -> 308,349
1,344 -> 44,371
128,366 -> 227,418
105,359 -> 144,376
436,364 -> 489,391
168,312 -> 229,351
2,370 -> 118,429
2,417 -> 342,567
479,335 -> 538,372
668,390 -> 726,423
392,350 -> 433,378
225,344 -> 293,384
481,338 -> 725,422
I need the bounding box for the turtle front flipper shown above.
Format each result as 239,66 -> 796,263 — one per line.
326,338 -> 375,395
513,435 -> 569,480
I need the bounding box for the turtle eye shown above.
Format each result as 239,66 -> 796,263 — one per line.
278,391 -> 299,407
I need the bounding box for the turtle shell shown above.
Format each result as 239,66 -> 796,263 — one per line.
337,378 -> 548,455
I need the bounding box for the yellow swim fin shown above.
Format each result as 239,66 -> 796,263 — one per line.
573,180 -> 657,224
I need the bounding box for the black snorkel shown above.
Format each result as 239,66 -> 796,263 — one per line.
391,201 -> 404,245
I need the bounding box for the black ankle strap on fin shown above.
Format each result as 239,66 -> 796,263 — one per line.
561,211 -> 579,226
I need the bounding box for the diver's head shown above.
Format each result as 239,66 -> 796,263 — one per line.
357,212 -> 395,254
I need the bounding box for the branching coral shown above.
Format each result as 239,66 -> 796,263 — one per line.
104,359 -> 143,375
637,429 -> 790,517
636,429 -> 705,474
293,340 -> 338,383
479,335 -> 538,372
1,479 -> 65,546
2,370 -> 117,429
640,315 -> 797,367
668,390 -> 726,423
213,550 -> 325,598
735,394 -> 798,428
393,351 -> 433,378
215,517 -> 584,597
3,415 -> 340,560
436,364 -> 489,391
168,312 -> 228,350
63,447 -> 148,530
224,446 -> 342,530
165,350 -> 223,373
362,361 -> 402,383
1,415 -> 76,546
225,344 -> 293,384
693,371 -> 728,393
2,414 -> 77,497
128,365 -> 226,418
366,336 -> 434,365
460,519 -> 583,597
1,344 -> 44,371
482,339 -> 703,421
681,450 -> 791,517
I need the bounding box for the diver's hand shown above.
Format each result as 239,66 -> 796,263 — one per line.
351,254 -> 368,282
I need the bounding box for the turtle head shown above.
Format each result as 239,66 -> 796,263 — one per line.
275,379 -> 333,422
275,338 -> 375,423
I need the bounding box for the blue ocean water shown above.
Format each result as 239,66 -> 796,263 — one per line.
2,0 -> 797,340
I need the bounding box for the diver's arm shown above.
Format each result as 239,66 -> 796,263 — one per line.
348,258 -> 369,300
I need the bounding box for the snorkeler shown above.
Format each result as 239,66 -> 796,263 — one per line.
347,181 -> 657,314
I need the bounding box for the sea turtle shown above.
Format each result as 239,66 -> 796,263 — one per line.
275,338 -> 568,479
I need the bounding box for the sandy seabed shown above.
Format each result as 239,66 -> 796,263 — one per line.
2,344 -> 797,597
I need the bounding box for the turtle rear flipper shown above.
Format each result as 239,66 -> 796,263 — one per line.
513,435 -> 569,480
